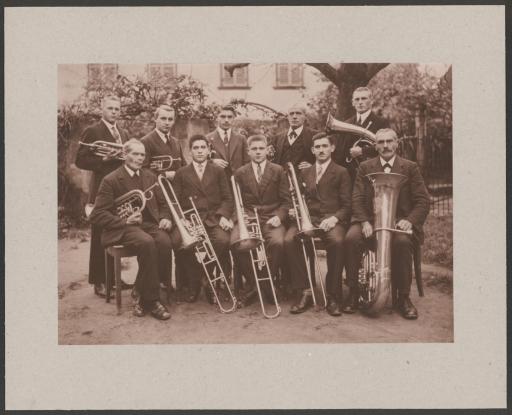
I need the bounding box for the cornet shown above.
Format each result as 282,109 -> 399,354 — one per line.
286,162 -> 327,310
150,155 -> 181,172
79,140 -> 124,160
230,176 -> 281,319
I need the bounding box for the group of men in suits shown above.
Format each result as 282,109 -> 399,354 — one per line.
75,87 -> 429,322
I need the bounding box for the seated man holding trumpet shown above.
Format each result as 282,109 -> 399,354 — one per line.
285,132 -> 352,316
171,134 -> 234,304
89,138 -> 173,320
344,128 -> 429,319
231,134 -> 291,306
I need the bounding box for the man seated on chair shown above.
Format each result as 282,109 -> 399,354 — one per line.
344,128 -> 430,319
171,134 -> 234,304
284,132 -> 351,316
231,134 -> 291,306
90,138 -> 173,320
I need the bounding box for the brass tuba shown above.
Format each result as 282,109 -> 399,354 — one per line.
230,176 -> 281,319
79,140 -> 124,160
286,162 -> 327,309
325,113 -> 376,164
358,172 -> 412,315
113,181 -> 160,219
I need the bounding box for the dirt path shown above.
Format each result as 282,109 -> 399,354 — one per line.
58,237 -> 453,344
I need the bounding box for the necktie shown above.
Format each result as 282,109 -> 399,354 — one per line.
288,130 -> 297,145
111,126 -> 122,144
316,164 -> 323,184
358,117 -> 364,126
383,163 -> 392,173
223,130 -> 229,146
256,162 -> 263,183
197,163 -> 204,180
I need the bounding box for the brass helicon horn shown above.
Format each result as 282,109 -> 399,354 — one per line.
325,113 -> 376,164
358,172 -> 412,316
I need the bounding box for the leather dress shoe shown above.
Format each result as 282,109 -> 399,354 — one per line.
240,289 -> 258,307
342,290 -> 359,314
290,291 -> 313,314
133,302 -> 145,317
399,296 -> 418,320
94,283 -> 112,299
326,298 -> 342,316
149,301 -> 171,320
186,286 -> 201,303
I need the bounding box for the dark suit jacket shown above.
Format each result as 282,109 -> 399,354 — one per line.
333,112 -> 390,169
140,129 -> 185,174
173,162 -> 233,228
233,162 -> 291,223
75,120 -> 129,203
351,156 -> 430,242
271,126 -> 317,170
89,166 -> 171,247
206,129 -> 249,176
300,160 -> 352,227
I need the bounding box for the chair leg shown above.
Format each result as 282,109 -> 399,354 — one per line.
105,250 -> 111,304
413,244 -> 424,297
114,253 -> 122,314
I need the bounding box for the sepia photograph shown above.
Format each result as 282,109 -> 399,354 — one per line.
58,62 -> 453,344
5,5 -> 506,410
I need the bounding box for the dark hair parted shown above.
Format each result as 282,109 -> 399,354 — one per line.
312,132 -> 335,145
188,134 -> 209,149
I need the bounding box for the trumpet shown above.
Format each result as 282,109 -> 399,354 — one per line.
325,113 -> 376,165
230,176 -> 281,319
149,155 -> 182,172
158,176 -> 237,313
79,140 -> 124,160
286,162 -> 327,309
358,172 -> 411,315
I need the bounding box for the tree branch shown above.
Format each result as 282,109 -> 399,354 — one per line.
306,63 -> 338,84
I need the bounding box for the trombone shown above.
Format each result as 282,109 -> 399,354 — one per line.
158,175 -> 237,314
286,162 -> 328,310
79,140 -> 124,160
230,176 -> 281,319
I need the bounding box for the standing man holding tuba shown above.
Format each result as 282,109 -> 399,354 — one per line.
75,95 -> 129,299
89,139 -> 173,320
344,129 -> 429,319
171,134 -> 234,304
332,87 -> 390,182
285,132 -> 352,316
231,135 -> 291,306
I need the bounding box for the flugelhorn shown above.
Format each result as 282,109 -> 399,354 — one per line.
358,172 -> 412,315
325,113 -> 376,164
286,162 -> 327,310
79,140 -> 124,160
158,175 -> 237,313
230,176 -> 281,319
113,181 -> 160,219
150,155 -> 181,172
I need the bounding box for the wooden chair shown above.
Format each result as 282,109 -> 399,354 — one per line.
104,245 -> 137,314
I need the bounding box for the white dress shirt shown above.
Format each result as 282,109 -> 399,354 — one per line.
287,125 -> 304,146
102,119 -> 122,143
124,164 -> 140,177
251,160 -> 267,182
356,109 -> 372,125
155,128 -> 170,143
217,127 -> 231,144
380,155 -> 396,173
192,160 -> 207,179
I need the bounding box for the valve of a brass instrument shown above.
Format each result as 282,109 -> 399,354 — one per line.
78,140 -> 124,160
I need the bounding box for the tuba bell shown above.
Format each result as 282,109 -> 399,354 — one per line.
358,172 -> 412,315
325,113 -> 376,164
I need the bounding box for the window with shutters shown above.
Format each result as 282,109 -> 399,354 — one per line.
219,64 -> 250,89
87,64 -> 119,86
275,63 -> 304,89
147,63 -> 178,80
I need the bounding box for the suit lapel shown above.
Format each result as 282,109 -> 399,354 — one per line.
213,131 -> 228,160
244,164 -> 260,201
303,165 -> 316,195
317,161 -> 335,186
229,133 -> 240,161
188,164 -> 206,194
